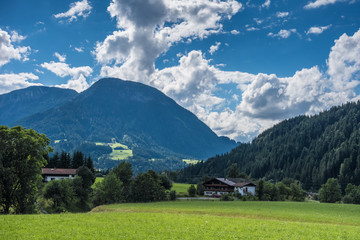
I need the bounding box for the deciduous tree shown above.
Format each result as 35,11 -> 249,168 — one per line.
0,126 -> 52,214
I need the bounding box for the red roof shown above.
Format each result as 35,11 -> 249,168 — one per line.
42,168 -> 77,176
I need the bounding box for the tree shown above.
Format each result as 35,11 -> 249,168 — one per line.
130,171 -> 166,202
159,174 -> 172,190
188,185 -> 196,197
47,152 -> 59,168
113,162 -> 133,185
319,178 -> 342,203
85,156 -> 95,173
43,178 -> 75,212
227,163 -> 241,178
256,180 -> 264,200
196,182 -> 204,196
59,151 -> 71,168
0,126 -> 52,214
74,166 -> 95,206
71,151 -> 84,168
92,172 -> 124,206
113,162 -> 133,201
290,183 -> 306,201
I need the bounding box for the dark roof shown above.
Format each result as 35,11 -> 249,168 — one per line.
216,178 -> 236,186
203,178 -> 256,187
234,182 -> 256,187
42,168 -> 77,175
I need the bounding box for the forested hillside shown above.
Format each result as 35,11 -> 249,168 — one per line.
179,102 -> 360,191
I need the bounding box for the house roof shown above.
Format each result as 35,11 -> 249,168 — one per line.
42,168 -> 77,176
234,182 -> 256,187
203,178 -> 256,187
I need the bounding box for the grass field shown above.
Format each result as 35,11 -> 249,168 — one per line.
1,201 -> 360,239
171,183 -> 192,194
95,142 -> 133,160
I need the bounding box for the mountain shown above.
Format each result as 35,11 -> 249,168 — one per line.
14,78 -> 237,171
178,102 -> 360,191
0,86 -> 78,125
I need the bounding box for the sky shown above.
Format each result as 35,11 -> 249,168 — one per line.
0,0 -> 360,142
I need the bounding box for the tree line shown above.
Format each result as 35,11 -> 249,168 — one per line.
0,125 -> 174,214
177,101 -> 360,192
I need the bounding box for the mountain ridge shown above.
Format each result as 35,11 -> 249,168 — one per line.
10,78 -> 237,170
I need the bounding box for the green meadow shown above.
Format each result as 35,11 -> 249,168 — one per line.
171,183 -> 192,194
95,142 -> 133,160
1,201 -> 360,239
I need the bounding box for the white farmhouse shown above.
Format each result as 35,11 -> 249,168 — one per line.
42,168 -> 77,182
203,178 -> 256,197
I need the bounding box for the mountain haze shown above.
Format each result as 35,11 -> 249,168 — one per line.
13,78 -> 237,170
0,86 -> 78,125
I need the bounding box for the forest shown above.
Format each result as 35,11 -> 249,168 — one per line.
178,101 -> 360,191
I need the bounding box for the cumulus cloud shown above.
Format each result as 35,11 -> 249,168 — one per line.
147,30 -> 360,142
307,25 -> 332,34
41,58 -> 92,92
231,30 -> 240,35
94,1 -> 360,142
304,0 -> 349,9
10,31 -> 27,43
327,29 -> 360,91
54,52 -> 66,62
276,12 -> 289,18
0,28 -> 31,67
95,0 -> 242,82
268,29 -> 297,39
209,42 -> 221,55
54,0 -> 92,22
0,73 -> 41,94
261,0 -> 271,9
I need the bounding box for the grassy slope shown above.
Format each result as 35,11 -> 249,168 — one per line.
171,183 -> 192,194
1,201 -> 360,239
95,142 -> 133,160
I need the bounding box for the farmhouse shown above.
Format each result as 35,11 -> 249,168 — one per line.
42,168 -> 77,182
203,178 -> 256,197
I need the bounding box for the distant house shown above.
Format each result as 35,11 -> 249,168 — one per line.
42,168 -> 77,182
203,178 -> 256,197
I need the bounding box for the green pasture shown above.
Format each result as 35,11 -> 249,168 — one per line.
1,201 -> 360,239
95,142 -> 133,160
182,159 -> 201,165
171,183 -> 192,194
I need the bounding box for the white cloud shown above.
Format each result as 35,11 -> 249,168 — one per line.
307,25 -> 332,34
74,47 -> 84,52
209,42 -> 221,55
93,1 -> 360,142
0,73 -> 41,94
54,52 -> 66,62
268,29 -> 297,39
261,0 -> 271,9
54,0 -> 92,22
231,30 -> 240,35
247,27 -> 260,31
41,60 -> 92,92
10,31 -> 27,43
304,0 -> 348,9
95,0 -> 242,82
0,28 -> 31,67
327,29 -> 360,91
276,12 -> 289,18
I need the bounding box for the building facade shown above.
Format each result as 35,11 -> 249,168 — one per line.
42,168 -> 77,182
203,178 -> 256,197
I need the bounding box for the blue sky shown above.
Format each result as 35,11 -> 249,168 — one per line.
0,0 -> 360,142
